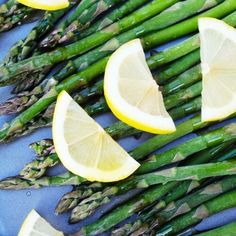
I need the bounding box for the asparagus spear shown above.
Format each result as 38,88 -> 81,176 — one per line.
162,64 -> 201,95
40,0 -> 178,49
137,123 -> 236,174
77,0 -> 150,39
58,0 -> 125,45
196,221 -> 236,236
147,175 -> 236,234
39,0 -> 101,48
68,124 -> 236,223
111,143 -> 234,235
3,2 -> 77,66
156,49 -> 200,85
0,172 -> 86,190
0,0 -> 226,85
55,183 -> 105,215
155,188 -> 236,236
77,173 -> 236,235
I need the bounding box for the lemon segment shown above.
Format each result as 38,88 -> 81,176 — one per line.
17,0 -> 69,10
18,209 -> 63,236
53,91 -> 140,182
104,39 -> 176,134
199,18 -> 236,122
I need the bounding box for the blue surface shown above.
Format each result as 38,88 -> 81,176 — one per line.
0,4 -> 236,236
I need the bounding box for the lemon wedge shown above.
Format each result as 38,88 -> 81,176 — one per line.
17,0 -> 69,10
18,209 -> 63,236
199,18 -> 236,122
52,91 -> 140,182
104,39 -> 176,134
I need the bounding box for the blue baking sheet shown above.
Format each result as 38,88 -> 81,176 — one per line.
1,2 -> 236,235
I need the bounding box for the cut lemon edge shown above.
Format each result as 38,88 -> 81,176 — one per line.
18,209 -> 63,236
17,0 -> 69,10
104,39 -> 176,134
199,17 -> 236,122
53,91 -> 140,182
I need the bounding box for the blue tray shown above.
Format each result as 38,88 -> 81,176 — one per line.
1,2 -> 236,235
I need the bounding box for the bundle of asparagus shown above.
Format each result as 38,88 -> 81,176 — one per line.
1,0 -> 236,235
2,1 -> 78,66
40,0 -> 126,48
0,18 -> 231,142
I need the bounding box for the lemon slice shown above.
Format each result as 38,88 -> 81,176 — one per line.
199,18 -> 236,122
52,91 -> 140,182
17,0 -> 69,10
18,209 -> 63,236
104,39 -> 176,134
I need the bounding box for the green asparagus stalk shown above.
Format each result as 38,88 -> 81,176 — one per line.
58,0 -> 125,45
0,0 -> 226,85
20,154 -> 59,179
155,49 -> 200,85
155,189 -> 236,236
39,0 -> 101,48
0,172 -> 86,190
78,174 -> 236,235
39,0 -> 178,49
3,3 -> 76,66
111,143 -> 234,235
162,64 -> 201,95
76,0 -> 150,39
68,124 -> 236,223
55,183 -> 105,215
147,175 -> 236,234
137,123 -> 236,174
77,182 -> 179,231
196,221 -> 236,236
